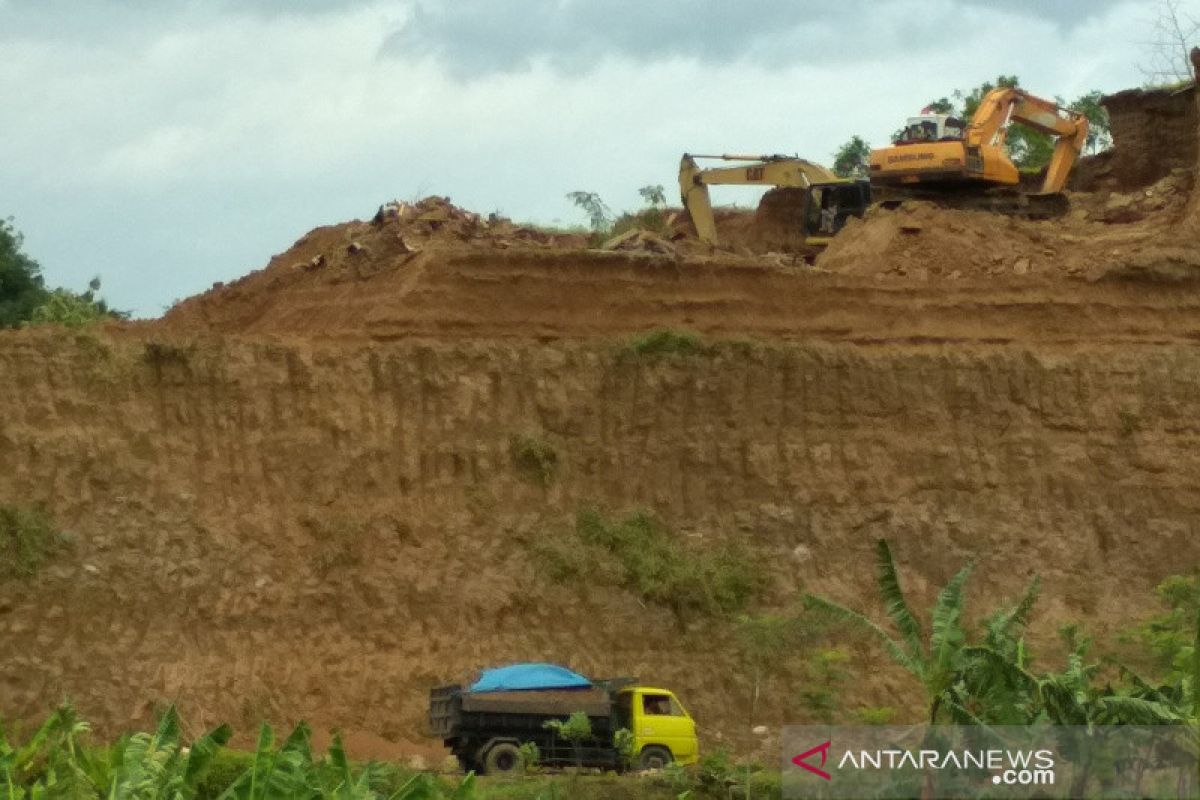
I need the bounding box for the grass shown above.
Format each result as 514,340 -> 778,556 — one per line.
0,504 -> 62,579
532,508 -> 764,626
623,329 -> 708,359
510,434 -> 559,487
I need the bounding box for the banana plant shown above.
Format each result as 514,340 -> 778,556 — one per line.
804,539 -> 1036,725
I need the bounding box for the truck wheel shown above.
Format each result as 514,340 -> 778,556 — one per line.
638,745 -> 673,771
484,742 -> 522,776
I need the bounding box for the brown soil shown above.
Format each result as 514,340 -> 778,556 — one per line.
3,83 -> 1200,765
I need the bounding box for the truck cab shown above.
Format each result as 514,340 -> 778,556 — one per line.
616,686 -> 699,769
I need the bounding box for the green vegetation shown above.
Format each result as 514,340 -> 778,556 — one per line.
1123,574 -> 1200,681
0,218 -> 126,328
800,647 -> 850,723
610,729 -> 635,771
832,135 -> 871,178
0,504 -> 63,579
509,434 -> 558,487
542,712 -> 592,769
565,185 -> 671,244
0,218 -> 49,328
807,539 -> 1197,729
27,277 -> 124,328
918,76 -> 1112,168
854,706 -> 897,726
529,508 -> 763,627
622,329 -> 707,359
734,612 -> 811,727
575,508 -> 761,625
0,704 -> 478,799
515,742 -> 540,776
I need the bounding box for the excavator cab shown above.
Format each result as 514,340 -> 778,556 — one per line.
896,115 -> 966,145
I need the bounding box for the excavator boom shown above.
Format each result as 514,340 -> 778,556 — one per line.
870,87 -> 1088,196
679,153 -> 867,246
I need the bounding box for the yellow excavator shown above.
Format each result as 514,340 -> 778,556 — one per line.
869,87 -> 1089,211
679,153 -> 870,250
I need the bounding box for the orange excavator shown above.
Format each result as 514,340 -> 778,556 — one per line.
868,86 -> 1089,213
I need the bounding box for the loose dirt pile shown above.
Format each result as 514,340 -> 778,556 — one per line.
816,202 -> 1075,279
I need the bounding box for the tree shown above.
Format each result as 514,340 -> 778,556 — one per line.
637,184 -> 666,208
832,135 -> 871,178
1139,0 -> 1200,87
565,191 -> 613,233
910,76 -> 1111,170
0,218 -> 48,328
1068,91 -> 1114,155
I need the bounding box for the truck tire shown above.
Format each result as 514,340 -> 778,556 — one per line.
483,742 -> 522,776
638,745 -> 673,771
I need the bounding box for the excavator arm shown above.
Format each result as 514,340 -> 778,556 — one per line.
679,154 -> 841,244
966,87 -> 1089,193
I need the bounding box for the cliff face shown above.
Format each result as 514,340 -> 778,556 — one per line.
1102,84 -> 1197,189
2,330 -> 1197,752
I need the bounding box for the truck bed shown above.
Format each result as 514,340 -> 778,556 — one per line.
430,684 -> 611,738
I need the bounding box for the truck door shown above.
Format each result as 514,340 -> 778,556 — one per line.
636,691 -> 698,763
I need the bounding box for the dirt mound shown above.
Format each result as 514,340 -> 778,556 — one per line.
815,202 -> 1079,279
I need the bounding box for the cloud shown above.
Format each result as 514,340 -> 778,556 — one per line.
382,0 -> 1133,77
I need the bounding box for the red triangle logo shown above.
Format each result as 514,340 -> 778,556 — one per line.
792,740 -> 832,780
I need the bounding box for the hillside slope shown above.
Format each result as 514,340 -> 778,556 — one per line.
2,331 -> 1197,756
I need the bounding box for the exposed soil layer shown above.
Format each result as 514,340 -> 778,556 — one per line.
3,331 -> 1199,761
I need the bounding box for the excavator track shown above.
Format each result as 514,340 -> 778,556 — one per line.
870,185 -> 1069,220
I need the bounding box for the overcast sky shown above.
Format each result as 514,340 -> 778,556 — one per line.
1,0 -> 1192,316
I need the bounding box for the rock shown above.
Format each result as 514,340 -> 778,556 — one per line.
752,725 -> 769,735
1013,258 -> 1030,275
347,241 -> 367,255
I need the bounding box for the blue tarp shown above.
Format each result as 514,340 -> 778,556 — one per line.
469,663 -> 592,692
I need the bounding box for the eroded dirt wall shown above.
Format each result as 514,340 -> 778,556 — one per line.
1099,84 -> 1198,190
1,331 -> 1198,752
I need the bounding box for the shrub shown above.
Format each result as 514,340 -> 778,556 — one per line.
543,711 -> 593,769
517,740 -> 541,774
0,505 -> 61,579
624,329 -> 707,359
611,728 -> 635,771
510,434 -> 558,487
575,508 -> 762,624
24,278 -> 126,328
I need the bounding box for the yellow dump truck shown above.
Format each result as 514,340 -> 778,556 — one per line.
429,664 -> 698,774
